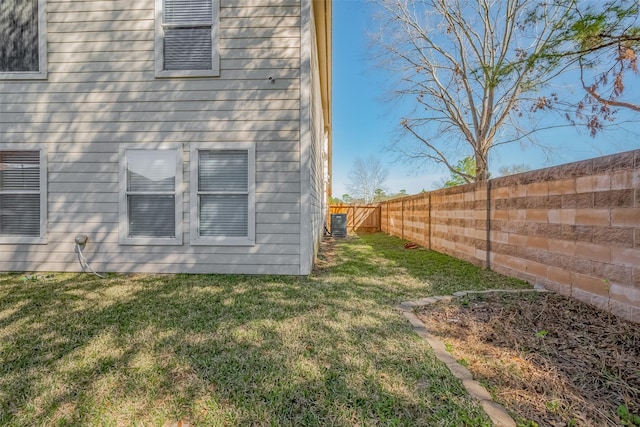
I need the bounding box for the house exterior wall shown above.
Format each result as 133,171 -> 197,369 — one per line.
0,0 -> 329,275
300,0 -> 328,275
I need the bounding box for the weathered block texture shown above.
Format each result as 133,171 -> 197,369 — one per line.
378,150 -> 640,323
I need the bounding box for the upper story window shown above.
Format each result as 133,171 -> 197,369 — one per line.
155,0 -> 220,78
0,146 -> 47,244
0,0 -> 47,79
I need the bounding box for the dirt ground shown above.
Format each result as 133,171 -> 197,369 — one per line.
416,292 -> 640,427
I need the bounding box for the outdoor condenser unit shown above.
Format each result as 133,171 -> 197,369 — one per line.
331,213 -> 347,238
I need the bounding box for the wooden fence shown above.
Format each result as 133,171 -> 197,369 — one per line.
328,204 -> 381,233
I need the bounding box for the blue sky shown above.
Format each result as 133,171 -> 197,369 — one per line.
331,0 -> 640,198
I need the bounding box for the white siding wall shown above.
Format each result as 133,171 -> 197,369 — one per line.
298,0 -> 326,275
308,3 -> 327,271
0,0 -> 306,274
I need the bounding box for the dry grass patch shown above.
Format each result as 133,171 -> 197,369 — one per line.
416,292 -> 640,427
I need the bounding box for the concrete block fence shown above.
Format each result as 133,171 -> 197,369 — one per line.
377,149 -> 640,323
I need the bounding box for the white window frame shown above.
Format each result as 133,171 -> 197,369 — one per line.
0,0 -> 48,80
0,144 -> 47,244
154,0 -> 220,78
119,144 -> 183,245
190,142 -> 255,246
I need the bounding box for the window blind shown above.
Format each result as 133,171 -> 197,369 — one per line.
199,150 -> 248,192
0,195 -> 40,236
163,0 -> 213,71
164,27 -> 212,71
128,195 -> 175,237
200,194 -> 248,237
125,150 -> 177,238
198,150 -> 249,238
0,151 -> 41,237
164,0 -> 212,23
0,151 -> 40,191
0,0 -> 39,72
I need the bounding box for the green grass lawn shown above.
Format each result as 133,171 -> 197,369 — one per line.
0,233 -> 528,426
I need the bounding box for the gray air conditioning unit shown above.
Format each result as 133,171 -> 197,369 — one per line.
331,213 -> 347,238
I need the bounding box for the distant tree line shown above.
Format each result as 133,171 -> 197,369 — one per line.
330,188 -> 411,205
334,155 -> 533,205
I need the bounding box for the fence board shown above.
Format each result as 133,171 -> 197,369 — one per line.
328,204 -> 380,233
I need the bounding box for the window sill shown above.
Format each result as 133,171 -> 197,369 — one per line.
0,71 -> 47,80
155,69 -> 220,78
119,237 -> 183,246
0,236 -> 47,244
190,237 -> 255,246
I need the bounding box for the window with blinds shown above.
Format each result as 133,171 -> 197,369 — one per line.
155,0 -> 219,77
0,0 -> 47,79
119,148 -> 183,245
0,149 -> 46,243
191,144 -> 255,245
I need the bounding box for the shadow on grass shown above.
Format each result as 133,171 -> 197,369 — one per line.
0,233 -> 522,426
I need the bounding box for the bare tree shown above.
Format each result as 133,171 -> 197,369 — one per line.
372,0 -> 581,181
346,156 -> 389,204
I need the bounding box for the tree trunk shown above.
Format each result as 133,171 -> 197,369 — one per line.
475,152 -> 490,181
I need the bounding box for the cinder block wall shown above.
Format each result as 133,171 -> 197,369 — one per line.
430,182 -> 489,265
380,150 -> 640,323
